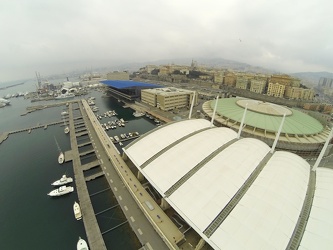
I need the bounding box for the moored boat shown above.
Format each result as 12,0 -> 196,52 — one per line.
77,237 -> 89,250
51,175 -> 73,186
133,111 -> 145,117
47,185 -> 74,196
64,126 -> 70,134
58,152 -> 65,164
73,201 -> 82,220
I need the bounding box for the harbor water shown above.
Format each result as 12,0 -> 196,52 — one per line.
0,80 -> 157,249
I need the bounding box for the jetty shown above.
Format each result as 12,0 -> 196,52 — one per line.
81,99 -> 183,249
0,132 -> 9,144
0,121 -> 64,144
67,102 -> 107,250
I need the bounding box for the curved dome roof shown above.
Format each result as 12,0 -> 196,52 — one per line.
123,119 -> 333,250
210,98 -> 323,135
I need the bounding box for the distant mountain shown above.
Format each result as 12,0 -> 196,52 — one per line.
56,57 -> 332,89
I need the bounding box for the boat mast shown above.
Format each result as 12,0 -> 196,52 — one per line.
54,136 -> 62,153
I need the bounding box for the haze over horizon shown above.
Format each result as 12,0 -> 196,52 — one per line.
1,0 -> 332,82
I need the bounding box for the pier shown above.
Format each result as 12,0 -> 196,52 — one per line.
81,99 -> 184,249
67,102 -> 107,250
0,120 -> 66,144
0,132 -> 9,144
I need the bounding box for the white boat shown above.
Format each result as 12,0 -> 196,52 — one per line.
55,88 -> 75,99
58,152 -> 65,164
133,111 -> 145,117
47,185 -> 74,196
51,175 -> 73,186
55,93 -> 75,99
77,237 -> 89,250
92,106 -> 99,112
61,111 -> 68,116
0,98 -> 10,105
87,99 -> 95,105
64,126 -> 70,134
73,201 -> 82,220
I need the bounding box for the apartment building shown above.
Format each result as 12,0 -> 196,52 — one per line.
270,74 -> 292,86
250,79 -> 266,94
213,72 -> 223,84
107,71 -> 129,80
235,77 -> 248,90
285,86 -> 315,100
224,72 -> 237,86
267,82 -> 285,97
319,77 -> 333,88
141,88 -> 198,111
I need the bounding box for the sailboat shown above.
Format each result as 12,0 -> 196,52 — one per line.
77,237 -> 89,250
63,117 -> 70,134
54,137 -> 65,164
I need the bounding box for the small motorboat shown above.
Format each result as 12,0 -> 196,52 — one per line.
64,126 -> 70,134
73,201 -> 82,220
77,237 -> 89,250
58,152 -> 65,164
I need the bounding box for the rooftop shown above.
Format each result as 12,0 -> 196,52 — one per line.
143,87 -> 195,96
210,98 -> 324,135
123,119 -> 333,250
100,80 -> 160,89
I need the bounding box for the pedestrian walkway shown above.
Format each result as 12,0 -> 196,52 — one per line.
81,99 -> 184,249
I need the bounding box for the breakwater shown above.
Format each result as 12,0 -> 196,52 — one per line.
0,120 -> 64,144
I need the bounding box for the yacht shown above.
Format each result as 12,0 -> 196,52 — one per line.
55,88 -> 75,99
47,185 -> 74,196
77,237 -> 89,250
58,152 -> 65,164
51,175 -> 73,186
73,201 -> 82,220
61,111 -> 68,116
133,111 -> 145,117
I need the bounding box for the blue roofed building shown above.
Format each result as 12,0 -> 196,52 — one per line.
100,80 -> 161,101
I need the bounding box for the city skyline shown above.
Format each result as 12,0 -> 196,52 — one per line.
1,0 -> 332,82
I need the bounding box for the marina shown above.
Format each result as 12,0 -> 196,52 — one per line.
0,84 -> 155,249
0,80 -> 187,249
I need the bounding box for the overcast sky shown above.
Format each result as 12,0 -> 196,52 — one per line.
1,0 -> 332,82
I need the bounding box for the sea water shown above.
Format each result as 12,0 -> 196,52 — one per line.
0,80 -> 157,249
